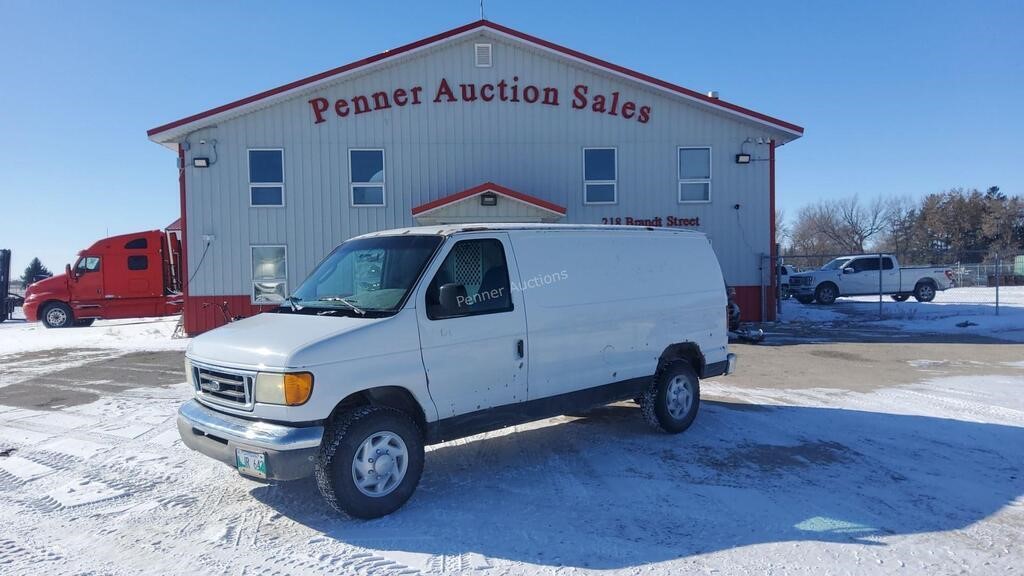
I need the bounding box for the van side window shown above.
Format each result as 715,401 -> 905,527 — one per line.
124,238 -> 148,249
127,255 -> 149,271
427,239 -> 512,320
76,256 -> 101,274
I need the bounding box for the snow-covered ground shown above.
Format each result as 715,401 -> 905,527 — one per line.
0,313 -> 187,355
782,286 -> 1024,342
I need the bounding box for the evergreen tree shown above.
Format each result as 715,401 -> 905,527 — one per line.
21,257 -> 52,286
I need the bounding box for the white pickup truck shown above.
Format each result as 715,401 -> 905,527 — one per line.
788,255 -> 954,305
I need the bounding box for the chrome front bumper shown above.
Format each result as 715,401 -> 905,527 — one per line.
176,399 -> 323,481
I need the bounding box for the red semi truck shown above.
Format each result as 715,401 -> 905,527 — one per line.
23,229 -> 184,328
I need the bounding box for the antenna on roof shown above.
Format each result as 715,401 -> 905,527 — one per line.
480,0 -> 485,19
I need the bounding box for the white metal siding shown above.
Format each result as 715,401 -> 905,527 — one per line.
181,32 -> 781,296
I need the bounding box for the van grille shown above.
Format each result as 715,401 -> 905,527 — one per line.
193,364 -> 254,411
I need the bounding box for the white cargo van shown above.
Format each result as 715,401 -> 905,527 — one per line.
178,224 -> 735,518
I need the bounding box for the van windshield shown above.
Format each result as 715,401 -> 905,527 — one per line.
289,235 -> 443,315
820,258 -> 852,271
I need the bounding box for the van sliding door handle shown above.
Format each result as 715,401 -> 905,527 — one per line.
516,339 -> 524,358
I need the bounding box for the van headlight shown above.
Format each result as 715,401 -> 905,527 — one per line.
184,358 -> 194,387
254,372 -> 314,406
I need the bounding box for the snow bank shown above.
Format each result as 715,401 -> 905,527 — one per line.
0,313 -> 187,355
781,286 -> 1024,342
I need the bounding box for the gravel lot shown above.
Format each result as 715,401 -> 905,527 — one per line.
0,316 -> 1021,575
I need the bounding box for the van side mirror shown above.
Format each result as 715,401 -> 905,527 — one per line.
438,283 -> 468,316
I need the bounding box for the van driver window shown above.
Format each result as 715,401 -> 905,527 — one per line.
76,256 -> 101,273
427,239 -> 512,320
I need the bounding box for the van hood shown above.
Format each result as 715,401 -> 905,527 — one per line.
186,311 -> 387,369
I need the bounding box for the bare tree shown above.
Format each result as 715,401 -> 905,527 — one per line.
878,196 -> 917,259
774,209 -> 791,250
788,195 -> 891,259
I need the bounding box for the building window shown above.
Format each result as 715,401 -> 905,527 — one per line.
251,245 -> 287,304
350,149 -> 385,206
678,147 -> 711,203
583,147 -> 617,204
127,255 -> 148,271
249,149 -> 284,206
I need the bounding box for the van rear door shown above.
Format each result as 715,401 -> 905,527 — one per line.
415,233 -> 528,419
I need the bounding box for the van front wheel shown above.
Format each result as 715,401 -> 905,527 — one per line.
315,405 -> 424,519
640,360 -> 701,434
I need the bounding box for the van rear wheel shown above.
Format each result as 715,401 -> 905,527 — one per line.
640,360 -> 700,434
315,405 -> 424,519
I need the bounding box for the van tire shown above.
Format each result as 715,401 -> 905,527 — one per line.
640,360 -> 701,434
41,302 -> 74,328
315,405 -> 424,519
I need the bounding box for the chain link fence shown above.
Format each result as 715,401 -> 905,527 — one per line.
765,249 -> 1023,323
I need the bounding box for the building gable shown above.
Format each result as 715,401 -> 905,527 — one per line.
147,20 -> 802,145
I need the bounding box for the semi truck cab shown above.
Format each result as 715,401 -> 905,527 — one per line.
23,230 -> 183,328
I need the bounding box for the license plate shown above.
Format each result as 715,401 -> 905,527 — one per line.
235,448 -> 267,479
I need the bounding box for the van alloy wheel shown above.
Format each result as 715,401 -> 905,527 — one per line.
640,360 -> 701,434
666,375 -> 694,420
351,431 -> 408,497
315,405 -> 424,519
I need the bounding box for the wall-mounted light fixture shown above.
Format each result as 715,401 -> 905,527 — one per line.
480,191 -> 498,206
193,157 -> 210,168
735,153 -> 751,164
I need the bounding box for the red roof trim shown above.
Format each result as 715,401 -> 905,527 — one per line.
411,182 -> 567,216
146,20 -> 486,137
148,20 -> 802,138
484,21 -> 803,135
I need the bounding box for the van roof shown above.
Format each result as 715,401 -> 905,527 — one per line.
354,223 -> 709,239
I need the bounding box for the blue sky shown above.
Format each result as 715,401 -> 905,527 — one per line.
1,1 -> 1021,273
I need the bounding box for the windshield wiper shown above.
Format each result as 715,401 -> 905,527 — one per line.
317,296 -> 366,315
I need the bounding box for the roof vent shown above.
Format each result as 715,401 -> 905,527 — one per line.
707,90 -> 719,99
475,43 -> 492,67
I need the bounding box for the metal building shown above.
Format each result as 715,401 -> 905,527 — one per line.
147,20 -> 803,335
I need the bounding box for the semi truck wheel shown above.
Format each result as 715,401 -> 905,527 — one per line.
640,360 -> 700,434
814,283 -> 838,305
913,282 -> 936,302
41,303 -> 74,328
315,405 -> 424,519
